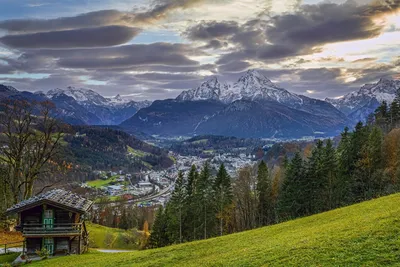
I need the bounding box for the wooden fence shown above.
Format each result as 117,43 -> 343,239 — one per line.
0,240 -> 24,255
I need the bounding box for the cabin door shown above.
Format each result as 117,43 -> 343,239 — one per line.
43,209 -> 54,229
43,237 -> 54,255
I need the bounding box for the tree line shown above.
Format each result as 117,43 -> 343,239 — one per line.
149,97 -> 400,248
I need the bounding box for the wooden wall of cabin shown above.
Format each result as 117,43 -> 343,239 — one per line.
21,206 -> 42,225
20,204 -> 78,226
26,237 -> 42,255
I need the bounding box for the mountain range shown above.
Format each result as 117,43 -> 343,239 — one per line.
326,78 -> 400,122
1,70 -> 399,139
0,85 -> 151,125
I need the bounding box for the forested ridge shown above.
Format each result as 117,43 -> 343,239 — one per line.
62,125 -> 173,171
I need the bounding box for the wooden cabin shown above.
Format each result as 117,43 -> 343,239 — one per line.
6,189 -> 93,256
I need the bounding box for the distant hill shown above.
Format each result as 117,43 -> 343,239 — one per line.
60,125 -> 173,171
30,193 -> 400,266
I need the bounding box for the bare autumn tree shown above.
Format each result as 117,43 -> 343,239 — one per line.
0,99 -> 64,204
232,166 -> 258,232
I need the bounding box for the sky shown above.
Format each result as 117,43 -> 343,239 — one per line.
0,0 -> 399,101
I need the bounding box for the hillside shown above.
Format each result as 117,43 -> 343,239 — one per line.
60,125 -> 173,171
31,193 -> 400,266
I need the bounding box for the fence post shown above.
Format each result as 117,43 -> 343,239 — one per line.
4,243 -> 7,254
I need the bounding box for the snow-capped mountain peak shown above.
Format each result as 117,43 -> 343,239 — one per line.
326,78 -> 400,119
177,69 -> 303,106
47,87 -> 109,106
236,69 -> 277,89
177,76 -> 222,102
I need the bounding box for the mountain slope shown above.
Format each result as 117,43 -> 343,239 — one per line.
195,100 -> 347,138
326,78 -> 400,122
120,99 -> 226,136
31,193 -> 400,266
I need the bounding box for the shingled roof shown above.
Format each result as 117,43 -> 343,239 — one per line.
6,189 -> 93,214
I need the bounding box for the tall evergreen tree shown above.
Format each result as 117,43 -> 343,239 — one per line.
278,152 -> 306,220
305,140 -> 325,214
184,165 -> 199,241
149,206 -> 169,248
322,139 -> 338,210
256,161 -> 270,226
195,161 -> 214,239
169,171 -> 186,243
214,164 -> 233,236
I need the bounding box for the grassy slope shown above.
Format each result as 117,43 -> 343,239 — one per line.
32,193 -> 400,266
87,223 -> 138,250
0,252 -> 19,264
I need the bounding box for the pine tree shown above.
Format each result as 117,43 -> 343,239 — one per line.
169,171 -> 186,243
350,122 -> 371,201
278,152 -> 305,219
214,164 -> 233,236
358,126 -> 384,198
149,206 -> 169,248
375,101 -> 389,130
256,161 -> 270,226
322,139 -> 338,210
305,140 -> 324,214
184,165 -> 199,241
196,161 -> 214,239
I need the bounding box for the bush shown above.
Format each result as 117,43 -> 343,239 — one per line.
36,247 -> 50,259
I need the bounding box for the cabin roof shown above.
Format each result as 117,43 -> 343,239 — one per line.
6,189 -> 93,214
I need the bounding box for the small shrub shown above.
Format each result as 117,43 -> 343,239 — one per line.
35,247 -> 50,259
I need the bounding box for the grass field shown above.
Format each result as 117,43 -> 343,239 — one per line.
0,252 -> 19,265
30,193 -> 400,266
87,223 -> 138,250
86,175 -> 119,188
127,146 -> 150,158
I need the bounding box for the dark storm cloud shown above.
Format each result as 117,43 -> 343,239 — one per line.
0,0 -> 211,33
135,72 -> 200,82
0,10 -> 134,33
0,26 -> 141,48
54,43 -> 201,69
185,21 -> 239,40
217,60 -> 251,73
201,39 -> 228,50
2,43 -> 203,72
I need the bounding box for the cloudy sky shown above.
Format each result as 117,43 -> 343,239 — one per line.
0,0 -> 399,100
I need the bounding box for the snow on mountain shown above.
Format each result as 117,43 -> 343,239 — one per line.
326,78 -> 400,115
176,69 -> 303,105
47,87 -> 109,106
45,87 -> 151,109
176,77 -> 222,102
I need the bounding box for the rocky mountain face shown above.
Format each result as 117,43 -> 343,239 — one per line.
0,85 -> 151,126
121,70 -> 350,138
326,78 -> 400,122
